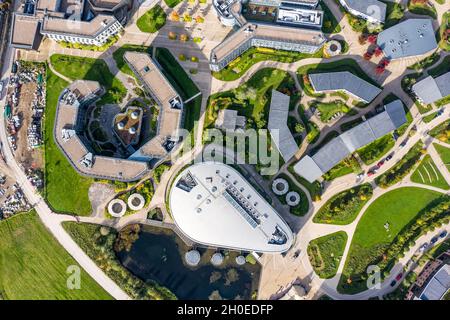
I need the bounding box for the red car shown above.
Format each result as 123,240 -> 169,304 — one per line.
367,171 -> 375,177
377,160 -> 385,167
395,273 -> 403,281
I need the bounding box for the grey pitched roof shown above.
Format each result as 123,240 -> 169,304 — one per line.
341,0 -> 386,23
309,71 -> 381,103
293,100 -> 407,182
377,19 -> 438,60
412,72 -> 450,104
268,90 -> 298,161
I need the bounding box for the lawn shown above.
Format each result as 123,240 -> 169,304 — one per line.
275,173 -> 309,216
0,211 -> 112,300
407,0 -> 437,19
63,222 -> 176,299
320,0 -> 341,33
136,5 -> 166,33
411,154 -> 450,190
310,100 -> 354,123
44,69 -> 93,215
50,54 -> 127,105
307,231 -> 348,279
112,44 -> 153,77
338,187 -> 442,294
212,46 -> 323,81
164,0 -> 182,7
323,156 -> 361,181
313,183 -> 373,225
357,134 -> 395,165
429,119 -> 450,143
154,47 -> 201,132
433,143 -> 450,173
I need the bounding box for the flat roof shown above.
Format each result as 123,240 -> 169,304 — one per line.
413,72 -> 450,104
124,52 -> 183,159
294,100 -> 406,182
10,14 -> 41,48
36,0 -> 61,12
377,19 -> 437,60
169,162 -> 294,253
420,264 -> 450,300
41,14 -> 117,37
54,80 -> 149,181
268,90 -> 298,161
211,22 -> 325,63
309,71 -> 381,103
341,0 -> 386,23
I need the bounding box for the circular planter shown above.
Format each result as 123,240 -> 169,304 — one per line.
127,193 -> 145,211
107,199 -> 127,218
235,255 -> 246,265
272,178 -> 289,196
286,191 -> 300,207
211,252 -> 224,266
185,250 -> 201,267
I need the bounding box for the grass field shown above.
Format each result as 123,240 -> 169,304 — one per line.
136,5 -> 166,33
338,187 -> 442,294
0,211 -> 111,300
434,143 -> 450,173
310,100 -> 355,123
50,54 -> 127,105
112,44 -> 153,77
308,231 -> 347,279
314,184 -> 373,225
411,154 -> 450,190
44,69 -> 93,215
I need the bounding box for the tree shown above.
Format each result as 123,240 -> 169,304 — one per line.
294,123 -> 305,133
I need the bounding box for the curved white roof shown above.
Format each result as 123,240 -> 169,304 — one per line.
169,162 -> 294,253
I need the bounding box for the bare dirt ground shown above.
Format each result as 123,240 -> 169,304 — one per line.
88,182 -> 117,217
14,82 -> 43,170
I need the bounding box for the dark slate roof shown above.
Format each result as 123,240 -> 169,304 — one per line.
293,100 -> 407,182
377,19 -> 438,60
412,72 -> 450,104
309,71 -> 381,103
268,90 -> 299,161
342,0 -> 386,23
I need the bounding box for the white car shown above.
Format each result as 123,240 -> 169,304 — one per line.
0,80 -> 3,99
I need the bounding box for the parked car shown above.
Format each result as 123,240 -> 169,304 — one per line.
392,132 -> 399,141
395,273 -> 403,281
385,153 -> 394,161
11,61 -> 18,74
419,243 -> 429,252
390,280 -> 396,287
400,139 -> 408,147
367,171 -> 375,177
439,231 -> 448,239
431,236 -> 439,244
0,80 -> 3,99
436,108 -> 444,117
377,160 -> 385,167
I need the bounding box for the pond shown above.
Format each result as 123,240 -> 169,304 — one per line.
116,225 -> 261,300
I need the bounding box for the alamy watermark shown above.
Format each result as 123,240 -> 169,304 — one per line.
67,265 -> 81,290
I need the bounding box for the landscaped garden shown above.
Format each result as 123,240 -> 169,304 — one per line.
319,0 -> 341,33
45,69 -> 93,215
439,12 -> 450,51
323,156 -> 362,181
63,222 -> 176,300
50,54 -> 127,105
429,119 -> 450,143
313,184 -> 373,225
212,46 -> 323,82
309,100 -> 356,123
337,187 -> 445,294
407,0 -> 437,19
376,141 -> 425,188
357,134 -> 395,165
307,231 -> 348,279
274,173 -> 309,216
411,154 -> 450,190
298,104 -> 320,143
136,5 -> 167,33
0,211 -> 111,299
287,165 -> 323,201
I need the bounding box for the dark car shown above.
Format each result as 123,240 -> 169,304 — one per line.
395,273 -> 403,281
390,280 -> 396,287
431,236 -> 439,244
385,153 -> 394,161
400,140 -> 408,147
11,61 -> 18,74
439,231 -> 448,239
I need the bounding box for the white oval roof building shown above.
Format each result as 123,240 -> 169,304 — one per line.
169,162 -> 294,253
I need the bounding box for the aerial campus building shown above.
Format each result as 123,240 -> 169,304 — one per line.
308,71 -> 382,104
338,0 -> 386,24
412,72 -> 450,105
268,90 -> 298,162
10,0 -> 130,49
377,19 -> 438,60
210,0 -> 326,71
294,100 -> 407,182
169,162 -> 294,253
54,52 -> 184,181
417,264 -> 450,300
